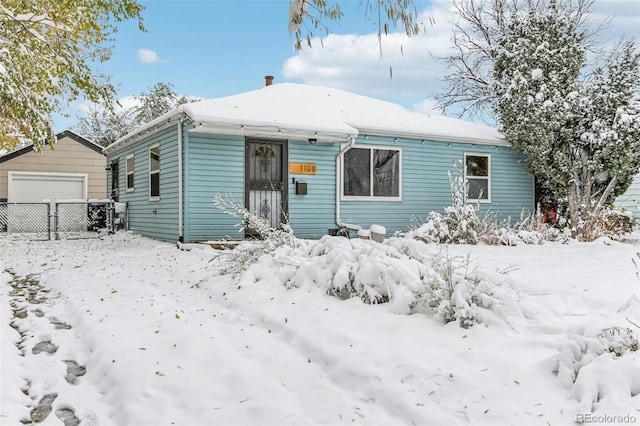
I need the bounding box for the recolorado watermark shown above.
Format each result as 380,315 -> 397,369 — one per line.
576,413 -> 637,424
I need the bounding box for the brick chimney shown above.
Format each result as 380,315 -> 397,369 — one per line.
265,75 -> 274,86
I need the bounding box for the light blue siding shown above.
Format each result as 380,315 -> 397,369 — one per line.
183,131 -> 245,242
338,135 -> 534,236
615,173 -> 640,226
288,140 -> 340,239
106,125 -> 181,243
107,125 -> 534,242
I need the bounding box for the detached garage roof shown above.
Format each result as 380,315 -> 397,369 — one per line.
0,131 -> 102,163
105,83 -> 506,154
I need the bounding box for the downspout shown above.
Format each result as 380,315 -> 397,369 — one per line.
177,115 -> 184,242
336,135 -> 362,231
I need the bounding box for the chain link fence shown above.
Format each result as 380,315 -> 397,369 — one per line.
0,203 -> 50,240
0,201 -> 127,241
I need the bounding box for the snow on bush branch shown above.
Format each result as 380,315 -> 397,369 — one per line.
239,234 -> 526,329
407,160 -> 562,245
212,188 -> 530,329
212,193 -> 295,277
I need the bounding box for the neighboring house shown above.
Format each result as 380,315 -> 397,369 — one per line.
0,130 -> 106,203
614,173 -> 640,227
103,81 -> 535,243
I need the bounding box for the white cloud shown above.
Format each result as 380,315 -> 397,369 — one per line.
137,48 -> 163,64
282,0 -> 456,110
115,95 -> 142,112
413,98 -> 444,115
73,96 -> 140,116
282,0 -> 639,113
591,0 -> 640,41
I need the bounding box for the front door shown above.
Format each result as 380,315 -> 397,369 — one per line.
245,138 -> 288,236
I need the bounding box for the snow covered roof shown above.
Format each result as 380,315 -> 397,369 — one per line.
104,83 -> 505,154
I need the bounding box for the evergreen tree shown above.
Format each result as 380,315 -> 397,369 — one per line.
493,6 -> 640,240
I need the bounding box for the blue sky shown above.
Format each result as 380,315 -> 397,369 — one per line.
53,0 -> 640,133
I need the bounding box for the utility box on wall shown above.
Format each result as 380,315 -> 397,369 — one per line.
296,181 -> 307,195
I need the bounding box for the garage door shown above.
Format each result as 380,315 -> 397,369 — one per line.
8,172 -> 86,202
5,172 -> 88,233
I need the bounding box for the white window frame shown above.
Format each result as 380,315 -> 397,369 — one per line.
149,144 -> 160,201
464,152 -> 491,203
341,144 -> 402,201
126,154 -> 135,192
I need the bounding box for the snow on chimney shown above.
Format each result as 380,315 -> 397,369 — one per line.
265,75 -> 274,86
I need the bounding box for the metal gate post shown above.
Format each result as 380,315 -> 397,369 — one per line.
53,203 -> 59,240
47,203 -> 52,240
108,201 -> 114,234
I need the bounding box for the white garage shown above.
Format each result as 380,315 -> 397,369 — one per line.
0,131 -> 107,236
5,172 -> 88,233
7,172 -> 87,202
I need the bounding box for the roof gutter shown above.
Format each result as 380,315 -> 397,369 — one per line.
354,127 -> 508,146
335,136 -> 362,232
189,122 -> 351,143
103,109 -> 186,155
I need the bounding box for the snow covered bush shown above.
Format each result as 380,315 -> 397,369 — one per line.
287,236 -> 425,306
408,248 -> 520,328
274,236 -> 525,328
554,334 -> 606,389
410,251 -> 480,327
409,162 -> 480,244
212,194 -> 295,277
597,327 -> 638,357
408,163 -> 564,246
581,208 -> 634,241
553,324 -> 640,417
549,269 -> 640,414
478,209 -> 569,246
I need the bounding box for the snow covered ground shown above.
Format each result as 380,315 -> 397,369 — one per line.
1,231 -> 639,425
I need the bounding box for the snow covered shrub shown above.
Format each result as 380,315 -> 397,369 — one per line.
406,163 -> 565,246
212,194 -> 295,277
554,325 -> 640,417
288,236 -> 425,306
583,208 -> 633,240
409,162 -> 480,244
597,327 -> 638,357
553,334 -> 604,389
409,249 -> 518,328
478,208 -> 571,245
476,212 -> 519,246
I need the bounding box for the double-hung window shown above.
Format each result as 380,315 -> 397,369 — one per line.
342,146 -> 401,200
149,145 -> 160,200
464,153 -> 490,202
126,154 -> 135,192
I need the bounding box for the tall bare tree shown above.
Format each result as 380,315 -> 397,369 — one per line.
435,0 -> 605,124
74,82 -> 197,147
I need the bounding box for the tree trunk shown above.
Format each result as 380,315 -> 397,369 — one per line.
584,176 -> 619,241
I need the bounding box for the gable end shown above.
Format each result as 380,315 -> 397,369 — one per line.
0,130 -> 103,164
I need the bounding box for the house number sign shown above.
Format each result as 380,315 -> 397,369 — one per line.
289,162 -> 317,175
